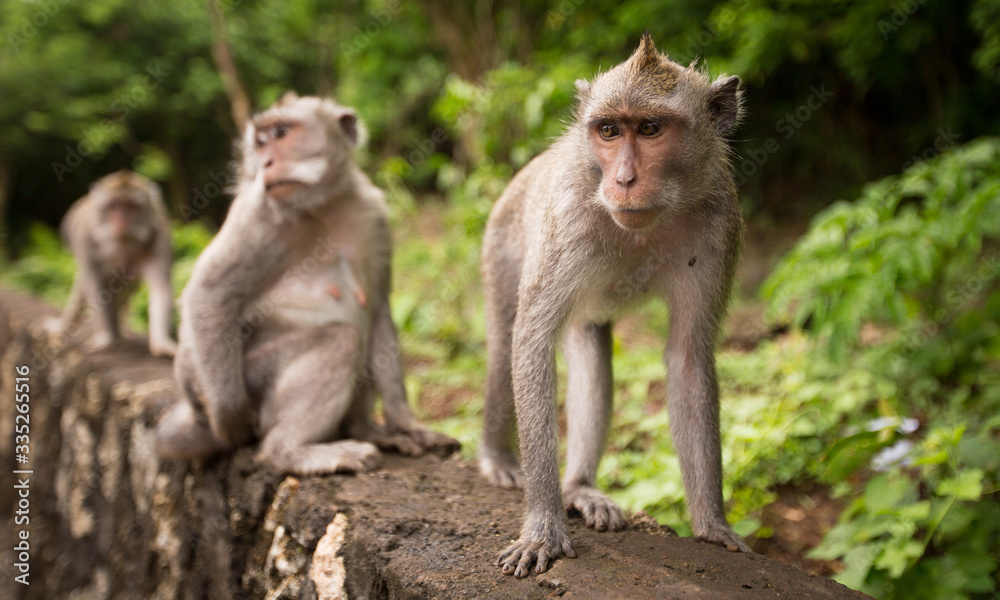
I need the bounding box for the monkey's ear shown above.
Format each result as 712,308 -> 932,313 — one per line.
338,110 -> 359,147
145,180 -> 165,208
279,90 -> 300,105
707,75 -> 743,136
574,79 -> 591,104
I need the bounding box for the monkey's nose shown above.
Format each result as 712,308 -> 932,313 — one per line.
616,171 -> 636,187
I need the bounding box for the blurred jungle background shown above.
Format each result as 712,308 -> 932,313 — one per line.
1,0 -> 999,597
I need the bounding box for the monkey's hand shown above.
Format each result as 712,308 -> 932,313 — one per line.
498,522 -> 577,577
696,520 -> 752,553
563,485 -> 627,532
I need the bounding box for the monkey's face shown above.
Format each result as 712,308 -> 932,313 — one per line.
588,111 -> 685,231
253,117 -> 329,204
578,34 -> 742,232
95,191 -> 152,244
248,96 -> 360,210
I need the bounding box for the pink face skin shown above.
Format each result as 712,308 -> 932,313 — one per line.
588,109 -> 684,230
103,198 -> 141,239
253,119 -> 312,203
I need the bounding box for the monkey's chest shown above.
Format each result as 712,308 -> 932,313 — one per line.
567,250 -> 671,323
266,265 -> 365,329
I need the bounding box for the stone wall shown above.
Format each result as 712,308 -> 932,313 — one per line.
0,289 -> 869,599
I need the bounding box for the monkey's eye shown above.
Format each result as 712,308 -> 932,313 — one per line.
638,121 -> 661,136
254,132 -> 268,148
599,123 -> 621,139
273,124 -> 289,139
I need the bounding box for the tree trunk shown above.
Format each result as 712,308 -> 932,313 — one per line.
208,0 -> 251,132
0,158 -> 10,258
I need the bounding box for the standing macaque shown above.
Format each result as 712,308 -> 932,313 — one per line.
54,170 -> 176,357
155,93 -> 458,474
479,34 -> 750,576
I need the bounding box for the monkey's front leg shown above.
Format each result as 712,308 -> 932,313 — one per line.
77,265 -> 121,349
498,303 -> 576,577
144,257 -> 177,358
48,273 -> 85,335
185,287 -> 255,447
665,291 -> 750,553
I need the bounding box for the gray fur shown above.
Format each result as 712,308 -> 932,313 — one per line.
155,95 -> 458,474
54,170 -> 176,357
481,38 -> 749,577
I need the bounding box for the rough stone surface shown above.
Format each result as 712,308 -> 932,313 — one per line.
0,289 -> 871,599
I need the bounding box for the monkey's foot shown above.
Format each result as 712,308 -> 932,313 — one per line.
358,422 -> 459,457
85,331 -> 116,351
478,448 -> 522,489
363,430 -> 426,456
564,485 -> 627,532
259,440 -> 382,475
395,424 -> 460,456
41,316 -> 65,334
324,440 -> 382,474
149,338 -> 177,358
696,520 -> 751,553
498,526 -> 577,577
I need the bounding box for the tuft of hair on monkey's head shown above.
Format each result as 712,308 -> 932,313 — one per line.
241,93 -> 364,161
90,170 -> 163,211
574,32 -> 744,138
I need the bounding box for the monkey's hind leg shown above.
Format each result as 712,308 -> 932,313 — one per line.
156,348 -> 230,460
155,401 -> 229,460
255,327 -> 381,476
479,258 -> 522,489
562,322 -> 626,532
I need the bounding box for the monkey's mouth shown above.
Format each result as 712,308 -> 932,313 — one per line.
610,207 -> 659,230
265,180 -> 302,192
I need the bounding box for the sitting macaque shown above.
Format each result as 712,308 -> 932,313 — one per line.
155,93 -> 458,474
53,170 -> 176,357
479,34 -> 750,576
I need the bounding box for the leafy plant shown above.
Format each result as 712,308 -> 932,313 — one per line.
764,137 -> 1000,598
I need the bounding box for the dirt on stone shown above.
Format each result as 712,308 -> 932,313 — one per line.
325,454 -> 871,600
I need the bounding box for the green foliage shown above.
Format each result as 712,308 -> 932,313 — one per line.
3,2 -> 1000,597
764,137 -> 1000,366
5,0 -> 1000,238
0,224 -> 75,304
764,139 -> 1000,598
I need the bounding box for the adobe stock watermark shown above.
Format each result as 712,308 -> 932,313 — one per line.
338,0 -> 403,58
224,232 -> 351,348
51,62 -> 170,182
861,127 -> 960,221
901,127 -> 959,170
878,0 -> 928,41
676,0 -> 751,63
7,0 -> 72,54
735,84 -> 834,187
894,253 -> 1000,366
545,0 -> 585,28
395,128 -> 449,178
180,160 -> 240,223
